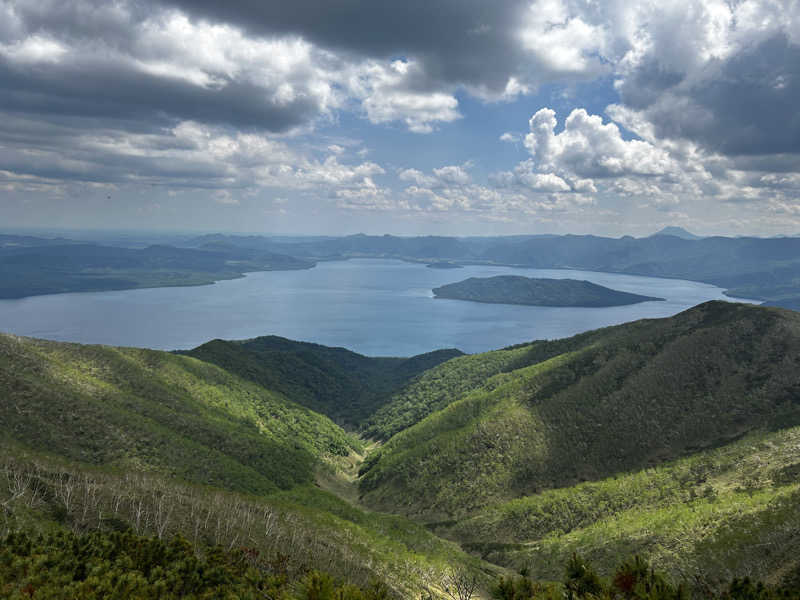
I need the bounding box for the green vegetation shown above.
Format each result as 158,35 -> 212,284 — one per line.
437,426 -> 800,584
4,300 -> 800,596
359,302 -> 800,519
0,445 -> 496,597
432,276 -> 663,307
0,528 -> 399,599
182,336 -> 462,429
0,333 -> 494,597
0,333 -> 363,494
491,554 -> 800,599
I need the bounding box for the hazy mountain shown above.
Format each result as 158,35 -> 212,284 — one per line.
0,241 -> 313,299
650,226 -> 703,240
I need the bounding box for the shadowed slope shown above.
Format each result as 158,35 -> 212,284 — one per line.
182,336 -> 463,428
359,302 -> 800,518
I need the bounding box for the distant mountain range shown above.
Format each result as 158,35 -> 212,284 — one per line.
3,230 -> 800,310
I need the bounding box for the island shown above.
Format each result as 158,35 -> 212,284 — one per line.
426,261 -> 463,269
432,275 -> 665,307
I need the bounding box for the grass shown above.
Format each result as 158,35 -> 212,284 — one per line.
0,333 -> 361,494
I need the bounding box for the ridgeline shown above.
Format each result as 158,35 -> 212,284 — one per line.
2,301 -> 800,597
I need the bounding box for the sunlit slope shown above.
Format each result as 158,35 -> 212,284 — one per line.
0,443 -> 500,598
359,301 -> 800,518
0,334 -> 360,494
183,336 -> 462,428
435,425 -> 800,585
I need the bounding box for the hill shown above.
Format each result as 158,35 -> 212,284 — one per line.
435,424 -> 800,584
432,276 -> 664,307
650,226 -> 703,240
181,336 -> 462,428
0,333 -> 360,494
0,240 -> 313,299
0,334 -> 495,597
359,301 -> 800,519
4,302 -> 800,594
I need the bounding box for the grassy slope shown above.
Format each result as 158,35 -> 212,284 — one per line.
0,333 -> 498,597
4,301 -> 800,593
0,333 -> 360,494
0,444 -> 498,598
359,302 -> 800,520
182,336 -> 463,428
362,334 -> 606,442
437,426 -> 800,584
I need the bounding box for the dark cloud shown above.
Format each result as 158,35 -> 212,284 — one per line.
619,34 -> 800,156
161,0 -> 529,93
0,55 -> 325,134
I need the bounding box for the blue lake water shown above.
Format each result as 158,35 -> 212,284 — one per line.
0,259 -> 758,356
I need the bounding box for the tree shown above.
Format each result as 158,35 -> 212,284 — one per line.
443,567 -> 479,600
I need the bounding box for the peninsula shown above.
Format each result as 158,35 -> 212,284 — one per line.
432,275 -> 665,307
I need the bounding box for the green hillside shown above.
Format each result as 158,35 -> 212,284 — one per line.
359,301 -> 800,519
0,443 -> 496,598
4,301 -> 800,596
436,425 -> 800,585
0,334 -> 495,597
0,333 -> 363,494
182,336 -> 462,428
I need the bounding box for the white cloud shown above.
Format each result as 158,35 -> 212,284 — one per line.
518,0 -> 608,76
0,34 -> 67,64
500,132 -> 520,143
432,165 -> 470,185
524,107 -> 676,178
350,60 -> 462,133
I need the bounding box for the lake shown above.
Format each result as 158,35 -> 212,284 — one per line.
0,259 -> 758,356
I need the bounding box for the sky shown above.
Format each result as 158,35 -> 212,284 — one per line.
1,0 -> 800,237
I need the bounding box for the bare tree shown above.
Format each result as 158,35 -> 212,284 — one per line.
442,568 -> 478,600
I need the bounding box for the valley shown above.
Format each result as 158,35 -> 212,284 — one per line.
3,301 -> 800,597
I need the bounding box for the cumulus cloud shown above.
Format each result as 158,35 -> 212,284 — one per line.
4,0 -> 800,233
607,0 -> 800,156
350,60 -> 461,133
524,108 -> 676,178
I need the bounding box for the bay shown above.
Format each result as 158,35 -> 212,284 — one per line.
0,259 -> 758,355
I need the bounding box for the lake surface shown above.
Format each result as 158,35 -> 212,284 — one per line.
0,259 -> 758,356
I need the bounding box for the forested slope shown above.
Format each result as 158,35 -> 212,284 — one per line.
182,336 -> 462,428
359,302 -> 800,519
0,335 -> 493,597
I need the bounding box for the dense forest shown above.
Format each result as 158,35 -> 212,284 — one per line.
2,301 -> 800,597
432,276 -> 663,307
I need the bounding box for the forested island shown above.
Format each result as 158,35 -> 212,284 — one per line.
432,275 -> 664,307
426,261 -> 463,269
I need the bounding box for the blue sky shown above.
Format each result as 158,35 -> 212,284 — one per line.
2,0 -> 800,237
